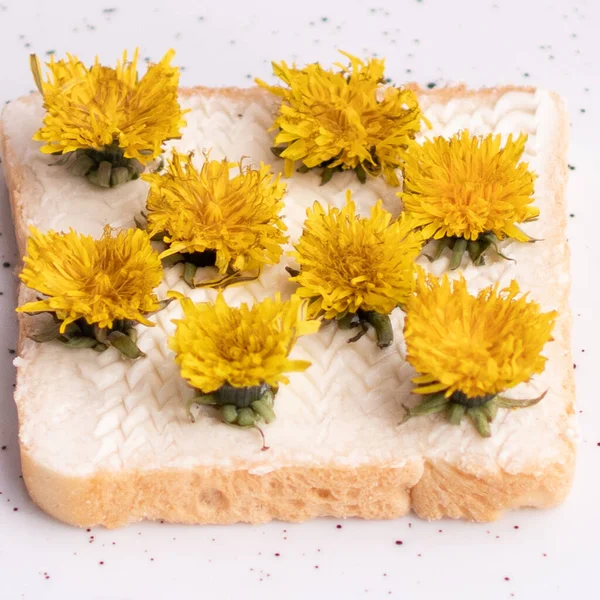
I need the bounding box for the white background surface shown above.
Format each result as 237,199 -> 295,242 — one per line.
0,0 -> 598,598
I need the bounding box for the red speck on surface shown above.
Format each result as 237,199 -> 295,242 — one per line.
274,553 -> 280,557
395,540 -> 403,545
513,526 -> 519,530
112,542 -> 116,545
408,522 -> 412,528
496,535 -> 500,539
417,553 -> 422,557
99,561 -> 104,566
13,507 -> 18,512
597,442 -> 600,447
438,529 -> 443,533
383,573 -> 387,577
1,446 -> 7,450
151,558 -> 154,562
543,553 -> 548,557
86,528 -> 91,532
505,577 -> 510,581
314,565 -> 319,569
336,524 -> 342,529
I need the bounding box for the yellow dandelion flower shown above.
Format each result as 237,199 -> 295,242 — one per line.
256,51 -> 426,186
402,268 -> 556,436
31,49 -> 187,187
170,294 -> 319,435
401,130 -> 538,269
17,227 -> 164,358
143,151 -> 288,288
289,191 -> 423,347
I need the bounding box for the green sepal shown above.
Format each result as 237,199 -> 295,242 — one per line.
270,146 -> 285,158
220,404 -> 238,424
495,389 -> 547,409
58,335 -> 98,349
361,311 -> 393,348
401,392 -> 450,424
285,265 -> 300,278
87,161 -> 112,188
107,330 -> 145,359
161,253 -> 184,269
110,166 -> 130,187
144,298 -> 174,317
480,400 -> 498,422
481,233 -> 516,264
427,237 -> 452,262
467,407 -> 491,437
449,238 -> 468,270
355,163 -> 367,184
237,407 -> 256,428
66,153 -> 95,177
446,402 -> 466,425
183,262 -> 197,288
251,395 -> 276,424
28,321 -> 63,343
320,167 -> 335,186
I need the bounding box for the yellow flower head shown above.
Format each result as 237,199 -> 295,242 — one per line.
291,191 -> 424,319
143,151 -> 288,275
18,226 -> 163,332
32,49 -> 187,164
257,51 -> 426,185
401,131 -> 538,243
170,294 -> 320,393
404,269 -> 556,400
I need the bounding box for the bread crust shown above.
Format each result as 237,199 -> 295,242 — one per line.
0,86 -> 575,527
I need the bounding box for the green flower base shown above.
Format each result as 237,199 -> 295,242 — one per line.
271,146 -> 378,185
54,142 -> 149,188
401,388 -> 547,437
29,317 -> 145,359
26,300 -> 172,359
186,384 -> 277,450
428,232 -> 518,270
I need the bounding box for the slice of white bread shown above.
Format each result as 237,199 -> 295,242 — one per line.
0,85 -> 576,527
